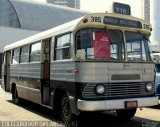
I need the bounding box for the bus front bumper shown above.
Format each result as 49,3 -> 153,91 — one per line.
77,96 -> 159,111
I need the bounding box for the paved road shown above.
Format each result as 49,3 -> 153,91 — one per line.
0,87 -> 160,127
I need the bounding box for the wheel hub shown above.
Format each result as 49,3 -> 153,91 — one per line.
62,98 -> 70,117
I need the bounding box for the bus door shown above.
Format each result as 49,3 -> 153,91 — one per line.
2,51 -> 11,91
41,38 -> 50,105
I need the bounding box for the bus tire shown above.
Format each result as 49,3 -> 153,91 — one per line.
60,93 -> 76,124
116,108 -> 137,120
12,86 -> 20,104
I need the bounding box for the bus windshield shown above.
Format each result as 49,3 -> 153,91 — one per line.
76,28 -> 152,62
125,31 -> 152,62
76,28 -> 124,61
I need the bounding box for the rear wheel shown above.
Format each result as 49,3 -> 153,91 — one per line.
116,108 -> 137,120
60,94 -> 77,124
12,86 -> 20,104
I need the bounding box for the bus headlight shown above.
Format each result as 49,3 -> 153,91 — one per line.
146,83 -> 153,92
95,85 -> 105,95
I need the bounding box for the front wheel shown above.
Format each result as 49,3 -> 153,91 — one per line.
60,94 -> 77,124
116,108 -> 137,120
12,86 -> 20,104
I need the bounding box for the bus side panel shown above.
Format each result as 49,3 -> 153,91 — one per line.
27,63 -> 41,104
10,64 -> 28,100
0,53 -> 3,80
10,63 -> 41,103
1,51 -> 11,91
50,61 -> 76,95
1,64 -> 6,91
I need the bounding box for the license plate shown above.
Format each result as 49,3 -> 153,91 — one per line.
125,101 -> 138,108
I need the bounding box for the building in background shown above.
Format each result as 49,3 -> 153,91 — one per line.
0,0 -> 87,78
141,0 -> 150,21
150,0 -> 160,55
138,0 -> 160,56
0,0 -> 87,51
47,0 -> 80,9
0,0 -> 86,31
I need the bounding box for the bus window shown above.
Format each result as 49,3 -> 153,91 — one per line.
125,32 -> 151,61
109,30 -> 124,60
54,34 -> 70,60
20,45 -> 29,63
11,48 -> 20,64
30,42 -> 41,62
76,28 -> 124,61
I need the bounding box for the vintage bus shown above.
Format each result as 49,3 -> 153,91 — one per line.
1,2 -> 159,123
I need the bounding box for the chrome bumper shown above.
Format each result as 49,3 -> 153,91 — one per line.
77,96 -> 159,111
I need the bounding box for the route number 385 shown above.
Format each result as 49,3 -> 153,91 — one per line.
91,16 -> 101,23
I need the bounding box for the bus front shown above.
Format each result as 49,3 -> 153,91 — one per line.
74,12 -> 159,119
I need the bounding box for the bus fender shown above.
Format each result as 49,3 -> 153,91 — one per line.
50,89 -> 80,115
11,83 -> 16,94
68,95 -> 80,115
50,90 -> 56,108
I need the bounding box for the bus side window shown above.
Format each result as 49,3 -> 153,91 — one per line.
54,34 -> 70,60
30,42 -> 41,62
11,48 -> 20,64
20,45 -> 29,63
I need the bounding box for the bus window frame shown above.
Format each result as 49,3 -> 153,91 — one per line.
19,44 -> 30,64
75,27 -> 125,62
11,47 -> 20,65
29,41 -> 42,63
53,33 -> 72,61
124,31 -> 152,62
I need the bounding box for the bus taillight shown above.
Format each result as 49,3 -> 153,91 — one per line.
74,69 -> 78,75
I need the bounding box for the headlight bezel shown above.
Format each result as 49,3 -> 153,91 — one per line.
95,84 -> 105,95
146,83 -> 153,92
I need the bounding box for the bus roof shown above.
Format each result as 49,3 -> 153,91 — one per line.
4,12 -> 151,51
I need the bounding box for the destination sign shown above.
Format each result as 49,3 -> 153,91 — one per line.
103,16 -> 142,29
113,2 -> 131,15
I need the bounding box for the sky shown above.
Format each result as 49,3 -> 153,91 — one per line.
80,0 -> 142,18
80,0 -> 113,12
31,0 -> 142,18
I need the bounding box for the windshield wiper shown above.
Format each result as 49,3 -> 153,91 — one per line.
137,30 -> 151,43
143,35 -> 151,43
105,26 -> 114,50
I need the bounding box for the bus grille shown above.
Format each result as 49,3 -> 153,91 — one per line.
82,82 -> 155,99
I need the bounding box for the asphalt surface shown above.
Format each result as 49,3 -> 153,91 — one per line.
0,87 -> 160,127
